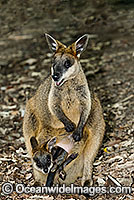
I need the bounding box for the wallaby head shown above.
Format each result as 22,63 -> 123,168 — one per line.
30,136 -> 52,174
45,33 -> 89,86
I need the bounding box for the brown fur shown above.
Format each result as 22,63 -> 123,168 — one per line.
55,40 -> 78,58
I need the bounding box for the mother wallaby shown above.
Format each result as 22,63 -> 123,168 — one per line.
23,34 -> 105,186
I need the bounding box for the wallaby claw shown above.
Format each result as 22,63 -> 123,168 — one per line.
47,137 -> 57,152
65,122 -> 75,132
72,129 -> 83,142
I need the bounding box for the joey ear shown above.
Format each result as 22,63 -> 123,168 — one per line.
30,136 -> 38,150
45,33 -> 66,53
45,33 -> 58,52
43,140 -> 49,151
75,34 -> 89,57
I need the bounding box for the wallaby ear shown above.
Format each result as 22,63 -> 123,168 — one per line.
30,136 -> 38,150
75,34 -> 89,57
45,33 -> 58,52
45,33 -> 66,53
43,140 -> 49,151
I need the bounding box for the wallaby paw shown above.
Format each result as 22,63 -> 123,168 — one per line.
59,170 -> 66,180
72,130 -> 82,142
83,179 -> 93,187
65,122 -> 75,132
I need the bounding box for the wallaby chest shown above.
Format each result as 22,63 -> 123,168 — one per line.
48,81 -> 81,128
61,87 -> 80,124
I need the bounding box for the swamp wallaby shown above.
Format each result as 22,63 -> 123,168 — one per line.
23,34 -> 105,186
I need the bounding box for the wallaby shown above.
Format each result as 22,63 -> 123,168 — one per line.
30,133 -> 79,186
23,34 -> 105,186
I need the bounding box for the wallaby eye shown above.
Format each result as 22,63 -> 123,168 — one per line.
64,60 -> 71,68
36,160 -> 42,168
34,157 -> 42,168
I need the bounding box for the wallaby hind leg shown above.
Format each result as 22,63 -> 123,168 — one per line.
82,95 -> 105,186
23,106 -> 37,158
81,129 -> 102,186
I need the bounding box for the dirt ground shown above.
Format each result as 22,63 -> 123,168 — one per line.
0,0 -> 134,199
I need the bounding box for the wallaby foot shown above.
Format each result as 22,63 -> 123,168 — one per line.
81,163 -> 93,186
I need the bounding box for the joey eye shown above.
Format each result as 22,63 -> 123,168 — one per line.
47,160 -> 51,165
64,60 -> 71,68
47,155 -> 51,165
36,160 -> 42,168
34,158 -> 42,168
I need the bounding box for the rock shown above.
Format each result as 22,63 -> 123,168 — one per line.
93,161 -> 102,166
1,104 -> 17,110
21,58 -> 37,65
26,173 -> 32,180
117,176 -> 133,186
0,111 -> 10,117
19,108 -> 25,117
106,156 -> 124,164
66,199 -> 75,200
128,153 -> 134,160
16,147 -> 26,154
120,139 -> 133,147
16,137 -> 25,143
8,34 -> 33,40
29,65 -> 36,70
1,86 -> 7,91
97,177 -> 106,186
0,157 -> 12,162
31,72 -> 41,77
118,161 -> 134,169
42,58 -> 51,65
0,128 -> 6,135
30,195 -> 54,200
47,53 -> 53,57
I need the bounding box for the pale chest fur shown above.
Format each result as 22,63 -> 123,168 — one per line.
48,85 -> 81,128
48,78 -> 91,129
61,88 -> 80,125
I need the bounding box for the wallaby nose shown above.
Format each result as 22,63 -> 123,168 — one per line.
52,73 -> 60,81
43,168 -> 48,173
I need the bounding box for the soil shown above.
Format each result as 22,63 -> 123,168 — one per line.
0,0 -> 134,199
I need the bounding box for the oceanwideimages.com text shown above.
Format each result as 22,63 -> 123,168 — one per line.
1,182 -> 132,196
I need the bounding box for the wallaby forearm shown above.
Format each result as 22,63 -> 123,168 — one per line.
73,102 -> 91,141
77,111 -> 89,132
78,95 -> 91,129
51,104 -> 75,132
71,83 -> 91,141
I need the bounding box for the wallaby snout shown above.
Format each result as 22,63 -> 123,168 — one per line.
33,151 -> 52,174
51,55 -> 76,86
52,73 -> 60,82
51,61 -> 63,85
